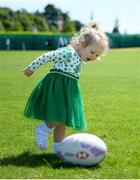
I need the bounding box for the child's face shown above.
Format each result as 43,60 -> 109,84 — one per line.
79,43 -> 103,62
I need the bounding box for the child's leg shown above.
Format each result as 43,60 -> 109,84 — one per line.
46,122 -> 59,129
46,122 -> 66,142
35,121 -> 66,153
53,123 -> 66,154
35,122 -> 58,150
53,123 -> 66,142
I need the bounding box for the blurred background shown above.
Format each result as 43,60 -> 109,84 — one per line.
0,0 -> 140,50
0,1 -> 140,179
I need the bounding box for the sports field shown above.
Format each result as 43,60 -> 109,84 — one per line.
0,48 -> 140,179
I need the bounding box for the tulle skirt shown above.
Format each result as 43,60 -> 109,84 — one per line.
24,72 -> 87,130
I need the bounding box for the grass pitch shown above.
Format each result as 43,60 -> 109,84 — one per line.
0,48 -> 140,178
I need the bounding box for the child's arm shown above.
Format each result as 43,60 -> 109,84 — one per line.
22,49 -> 66,77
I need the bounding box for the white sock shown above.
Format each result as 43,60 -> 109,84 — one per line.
53,142 -> 61,154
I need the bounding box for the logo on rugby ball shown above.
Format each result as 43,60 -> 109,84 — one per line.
76,151 -> 90,159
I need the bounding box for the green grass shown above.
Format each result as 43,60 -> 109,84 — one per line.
0,48 -> 140,178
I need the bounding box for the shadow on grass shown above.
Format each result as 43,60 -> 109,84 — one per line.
0,151 -> 101,169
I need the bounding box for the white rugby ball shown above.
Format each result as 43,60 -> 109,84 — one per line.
57,133 -> 107,166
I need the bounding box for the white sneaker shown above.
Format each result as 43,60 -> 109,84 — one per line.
35,123 -> 52,150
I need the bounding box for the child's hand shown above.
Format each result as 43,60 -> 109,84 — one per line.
22,67 -> 33,77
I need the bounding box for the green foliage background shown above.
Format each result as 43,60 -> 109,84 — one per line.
0,4 -> 84,32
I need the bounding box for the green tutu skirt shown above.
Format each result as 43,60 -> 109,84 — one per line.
24,71 -> 87,130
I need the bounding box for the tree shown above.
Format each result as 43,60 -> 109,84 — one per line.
63,21 -> 76,32
0,7 -> 15,30
19,10 -> 33,31
34,14 -> 49,31
112,18 -> 120,33
0,19 -> 5,31
43,4 -> 76,32
74,20 -> 84,31
0,6 -> 84,32
14,14 -> 23,31
43,4 -> 62,27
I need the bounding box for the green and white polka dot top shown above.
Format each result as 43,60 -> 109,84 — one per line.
28,47 -> 83,78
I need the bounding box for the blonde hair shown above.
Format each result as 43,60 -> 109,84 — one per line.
70,21 -> 109,54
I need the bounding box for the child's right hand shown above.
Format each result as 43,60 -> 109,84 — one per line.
22,67 -> 33,77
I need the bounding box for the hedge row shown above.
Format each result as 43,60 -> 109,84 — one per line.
0,33 -> 140,50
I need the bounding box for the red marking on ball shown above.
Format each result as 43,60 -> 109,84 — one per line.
76,151 -> 90,159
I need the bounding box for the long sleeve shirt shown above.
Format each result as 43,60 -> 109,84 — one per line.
28,47 -> 83,78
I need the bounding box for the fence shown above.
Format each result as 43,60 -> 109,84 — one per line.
108,34 -> 140,48
0,33 -> 140,50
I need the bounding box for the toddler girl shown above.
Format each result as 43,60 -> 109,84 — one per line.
23,22 -> 109,154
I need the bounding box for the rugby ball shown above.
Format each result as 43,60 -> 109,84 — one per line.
57,133 -> 107,166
